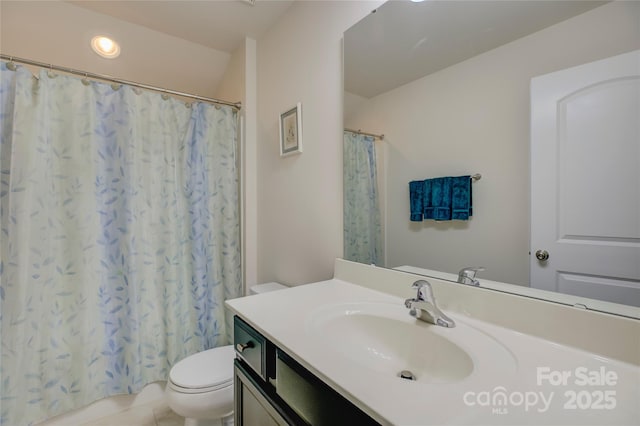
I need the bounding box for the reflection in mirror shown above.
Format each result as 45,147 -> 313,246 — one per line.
343,0 -> 640,317
343,129 -> 385,265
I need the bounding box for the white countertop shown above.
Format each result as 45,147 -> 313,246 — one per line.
226,279 -> 640,425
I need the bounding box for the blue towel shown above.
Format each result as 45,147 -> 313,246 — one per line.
451,175 -> 473,220
411,175 -> 474,222
409,180 -> 424,221
423,179 -> 432,219
425,177 -> 452,221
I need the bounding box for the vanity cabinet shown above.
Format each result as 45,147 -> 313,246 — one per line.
233,316 -> 379,426
234,360 -> 291,426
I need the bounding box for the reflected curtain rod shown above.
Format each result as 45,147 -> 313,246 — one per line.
344,128 -> 385,140
0,54 -> 242,110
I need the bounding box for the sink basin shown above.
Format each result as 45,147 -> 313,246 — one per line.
307,302 -> 516,384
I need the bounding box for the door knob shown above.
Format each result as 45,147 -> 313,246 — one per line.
535,249 -> 549,261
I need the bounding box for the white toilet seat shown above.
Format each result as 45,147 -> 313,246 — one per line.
167,377 -> 232,394
168,345 -> 235,390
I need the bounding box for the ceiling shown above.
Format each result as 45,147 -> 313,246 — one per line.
68,0 -> 295,53
345,0 -> 608,98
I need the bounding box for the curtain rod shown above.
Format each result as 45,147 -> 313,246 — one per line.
344,128 -> 384,140
1,54 -> 242,110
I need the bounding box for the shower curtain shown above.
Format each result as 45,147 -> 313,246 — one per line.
343,132 -> 383,265
0,62 -> 241,425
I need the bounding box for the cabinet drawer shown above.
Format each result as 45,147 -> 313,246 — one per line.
234,316 -> 266,379
275,349 -> 379,425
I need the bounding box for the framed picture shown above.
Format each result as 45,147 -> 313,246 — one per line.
279,102 -> 302,156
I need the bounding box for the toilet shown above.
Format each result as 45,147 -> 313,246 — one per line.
165,283 -> 287,426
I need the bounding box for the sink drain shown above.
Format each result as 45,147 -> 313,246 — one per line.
398,370 -> 416,381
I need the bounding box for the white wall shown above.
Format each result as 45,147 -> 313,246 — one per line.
345,2 -> 640,286
215,42 -> 246,102
255,1 -> 383,286
0,1 -> 230,98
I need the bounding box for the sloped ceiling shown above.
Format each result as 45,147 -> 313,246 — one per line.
68,0 -> 295,52
345,1 -> 608,98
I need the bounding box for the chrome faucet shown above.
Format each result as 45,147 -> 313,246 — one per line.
404,280 -> 455,328
457,266 -> 485,286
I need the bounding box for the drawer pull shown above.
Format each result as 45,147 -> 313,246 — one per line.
236,341 -> 254,353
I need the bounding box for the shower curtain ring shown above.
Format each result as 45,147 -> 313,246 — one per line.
81,73 -> 91,86
6,57 -> 17,71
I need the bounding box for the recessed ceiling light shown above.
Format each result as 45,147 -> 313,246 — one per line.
91,36 -> 121,59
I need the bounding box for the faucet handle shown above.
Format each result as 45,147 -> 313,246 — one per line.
459,266 -> 485,274
458,266 -> 485,278
458,266 -> 485,286
411,279 -> 429,289
411,279 -> 435,303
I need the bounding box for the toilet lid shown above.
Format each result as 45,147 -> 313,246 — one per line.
169,345 -> 235,389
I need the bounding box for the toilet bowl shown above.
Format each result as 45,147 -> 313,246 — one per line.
166,345 -> 235,426
165,282 -> 287,426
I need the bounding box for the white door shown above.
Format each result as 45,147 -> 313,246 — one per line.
530,50 -> 640,307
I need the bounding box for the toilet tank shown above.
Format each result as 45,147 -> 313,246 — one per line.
250,282 -> 286,295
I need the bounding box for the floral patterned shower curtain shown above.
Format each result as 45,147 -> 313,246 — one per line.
0,62 -> 241,425
343,131 -> 383,265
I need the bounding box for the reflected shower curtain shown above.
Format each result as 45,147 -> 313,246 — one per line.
343,132 -> 383,265
0,63 -> 241,425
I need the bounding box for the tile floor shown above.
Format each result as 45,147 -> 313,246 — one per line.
82,401 -> 184,426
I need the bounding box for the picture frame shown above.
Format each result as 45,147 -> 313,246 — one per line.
279,102 -> 302,157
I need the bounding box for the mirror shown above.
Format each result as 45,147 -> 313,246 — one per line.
343,0 -> 640,318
